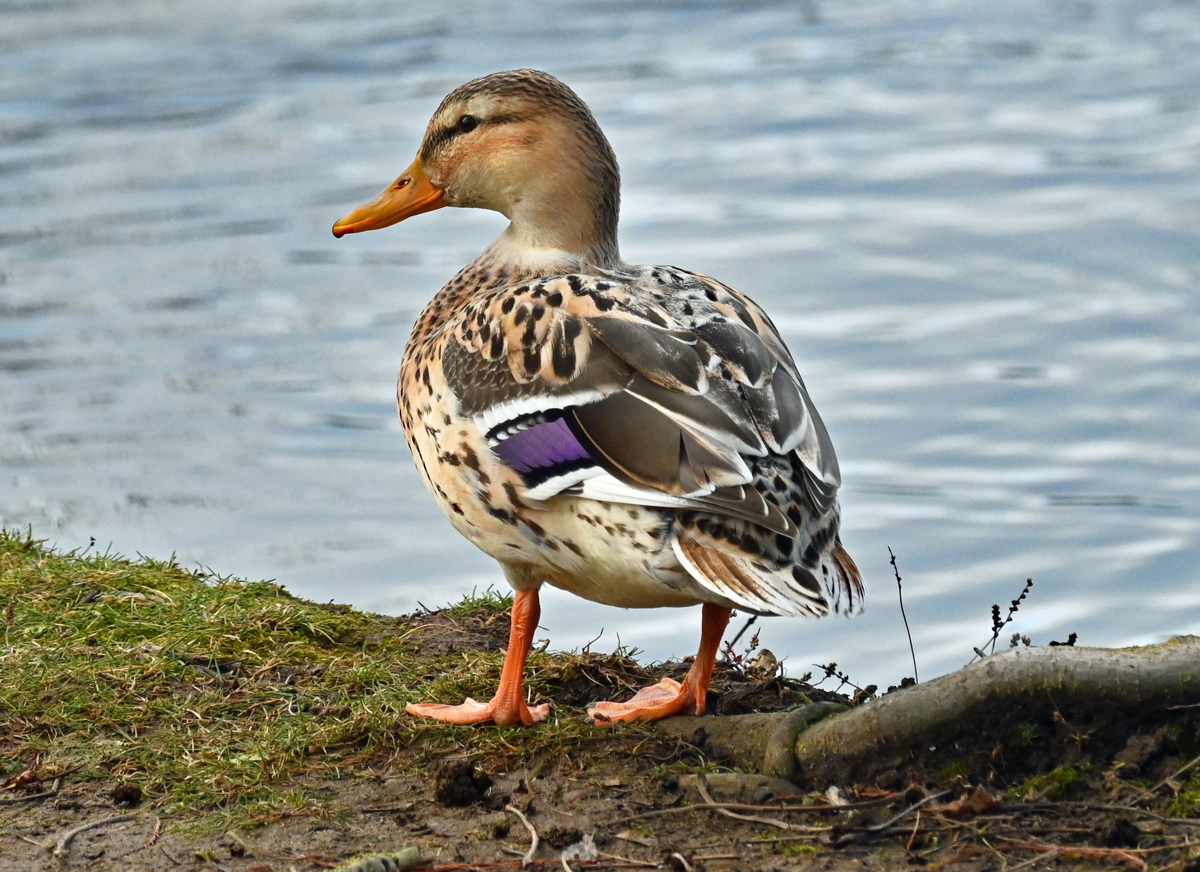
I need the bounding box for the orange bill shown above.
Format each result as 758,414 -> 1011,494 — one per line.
332,157 -> 446,237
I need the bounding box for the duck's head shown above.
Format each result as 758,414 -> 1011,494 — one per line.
333,69 -> 621,268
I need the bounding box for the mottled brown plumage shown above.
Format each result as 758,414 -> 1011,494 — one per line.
334,69 -> 863,726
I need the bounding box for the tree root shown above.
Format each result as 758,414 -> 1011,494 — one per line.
658,636 -> 1200,788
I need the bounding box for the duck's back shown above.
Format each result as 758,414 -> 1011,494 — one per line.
397,259 -> 862,618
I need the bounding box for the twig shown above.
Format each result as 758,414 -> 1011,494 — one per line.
50,813 -> 137,862
823,790 -> 953,848
506,804 -> 539,867
864,790 -> 951,833
158,843 -> 182,866
905,809 -> 921,851
889,547 -> 918,683
0,776 -> 60,804
358,803 -> 416,814
727,615 -> 758,651
1153,752 -> 1200,793
604,795 -> 894,827
1006,849 -> 1058,872
596,852 -> 658,868
695,776 -> 793,830
997,838 -> 1147,872
1024,801 -> 1200,828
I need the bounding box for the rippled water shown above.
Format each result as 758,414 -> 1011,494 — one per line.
2,0 -> 1198,687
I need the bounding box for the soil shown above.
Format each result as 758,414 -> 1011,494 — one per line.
3,606 -> 1198,872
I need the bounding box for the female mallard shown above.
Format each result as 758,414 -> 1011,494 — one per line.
333,69 -> 862,726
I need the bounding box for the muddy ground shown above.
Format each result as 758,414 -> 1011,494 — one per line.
3,605 -> 1199,872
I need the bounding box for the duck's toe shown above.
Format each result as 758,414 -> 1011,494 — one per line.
407,697 -> 550,727
587,677 -> 702,725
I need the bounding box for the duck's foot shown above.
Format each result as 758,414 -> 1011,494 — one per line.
588,602 -> 733,726
406,586 -> 549,727
407,698 -> 550,727
587,677 -> 703,724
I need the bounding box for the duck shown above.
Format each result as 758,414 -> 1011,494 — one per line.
332,69 -> 863,727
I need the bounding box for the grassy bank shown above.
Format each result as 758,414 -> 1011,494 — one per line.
0,529 -> 665,828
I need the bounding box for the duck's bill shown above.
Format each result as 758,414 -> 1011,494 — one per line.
332,158 -> 446,237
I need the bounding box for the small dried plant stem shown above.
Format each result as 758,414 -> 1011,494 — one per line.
970,577 -> 1034,664
992,578 -> 1033,655
726,614 -> 757,651
889,547 -> 918,683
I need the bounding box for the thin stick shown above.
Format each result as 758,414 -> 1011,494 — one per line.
889,547 -> 918,683
0,776 -> 61,805
748,834 -> 824,845
605,795 -> 893,827
996,838 -> 1147,872
596,852 -> 658,868
727,615 -> 758,651
695,776 -> 792,830
158,843 -> 182,866
1153,752 -> 1200,793
905,810 -> 921,851
871,791 -> 950,832
50,813 -> 137,861
506,804 -> 539,867
1006,849 -> 1058,872
1025,801 -> 1200,828
827,789 -> 951,847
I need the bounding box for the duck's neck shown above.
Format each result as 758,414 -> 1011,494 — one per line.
483,223 -> 615,277
491,117 -> 622,274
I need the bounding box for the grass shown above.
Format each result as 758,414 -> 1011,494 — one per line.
1010,764 -> 1087,801
0,529 -> 656,829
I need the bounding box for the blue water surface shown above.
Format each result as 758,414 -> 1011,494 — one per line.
1,0 -> 1198,688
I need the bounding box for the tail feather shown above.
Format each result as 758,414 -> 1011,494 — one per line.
673,534 -> 831,618
829,537 -> 864,615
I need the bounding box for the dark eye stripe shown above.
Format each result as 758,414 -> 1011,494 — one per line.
419,112 -> 525,162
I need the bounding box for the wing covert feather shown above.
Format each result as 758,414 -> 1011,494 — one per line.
438,267 -> 840,524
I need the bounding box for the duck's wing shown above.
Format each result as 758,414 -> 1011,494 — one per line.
441,267 -> 857,616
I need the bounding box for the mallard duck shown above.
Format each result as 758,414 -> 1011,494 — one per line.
333,69 -> 862,726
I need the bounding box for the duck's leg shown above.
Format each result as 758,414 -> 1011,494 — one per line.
588,603 -> 732,725
407,587 -> 550,726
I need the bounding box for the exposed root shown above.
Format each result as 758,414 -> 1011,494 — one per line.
505,804 -> 539,867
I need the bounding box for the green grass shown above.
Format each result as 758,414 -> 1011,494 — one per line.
0,530 -> 647,828
1010,764 -> 1088,801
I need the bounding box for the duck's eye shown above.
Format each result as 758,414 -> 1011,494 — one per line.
458,115 -> 478,133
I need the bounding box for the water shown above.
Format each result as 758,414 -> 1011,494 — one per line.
2,0 -> 1198,688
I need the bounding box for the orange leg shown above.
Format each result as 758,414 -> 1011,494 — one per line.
407,587 -> 550,726
588,603 -> 732,725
